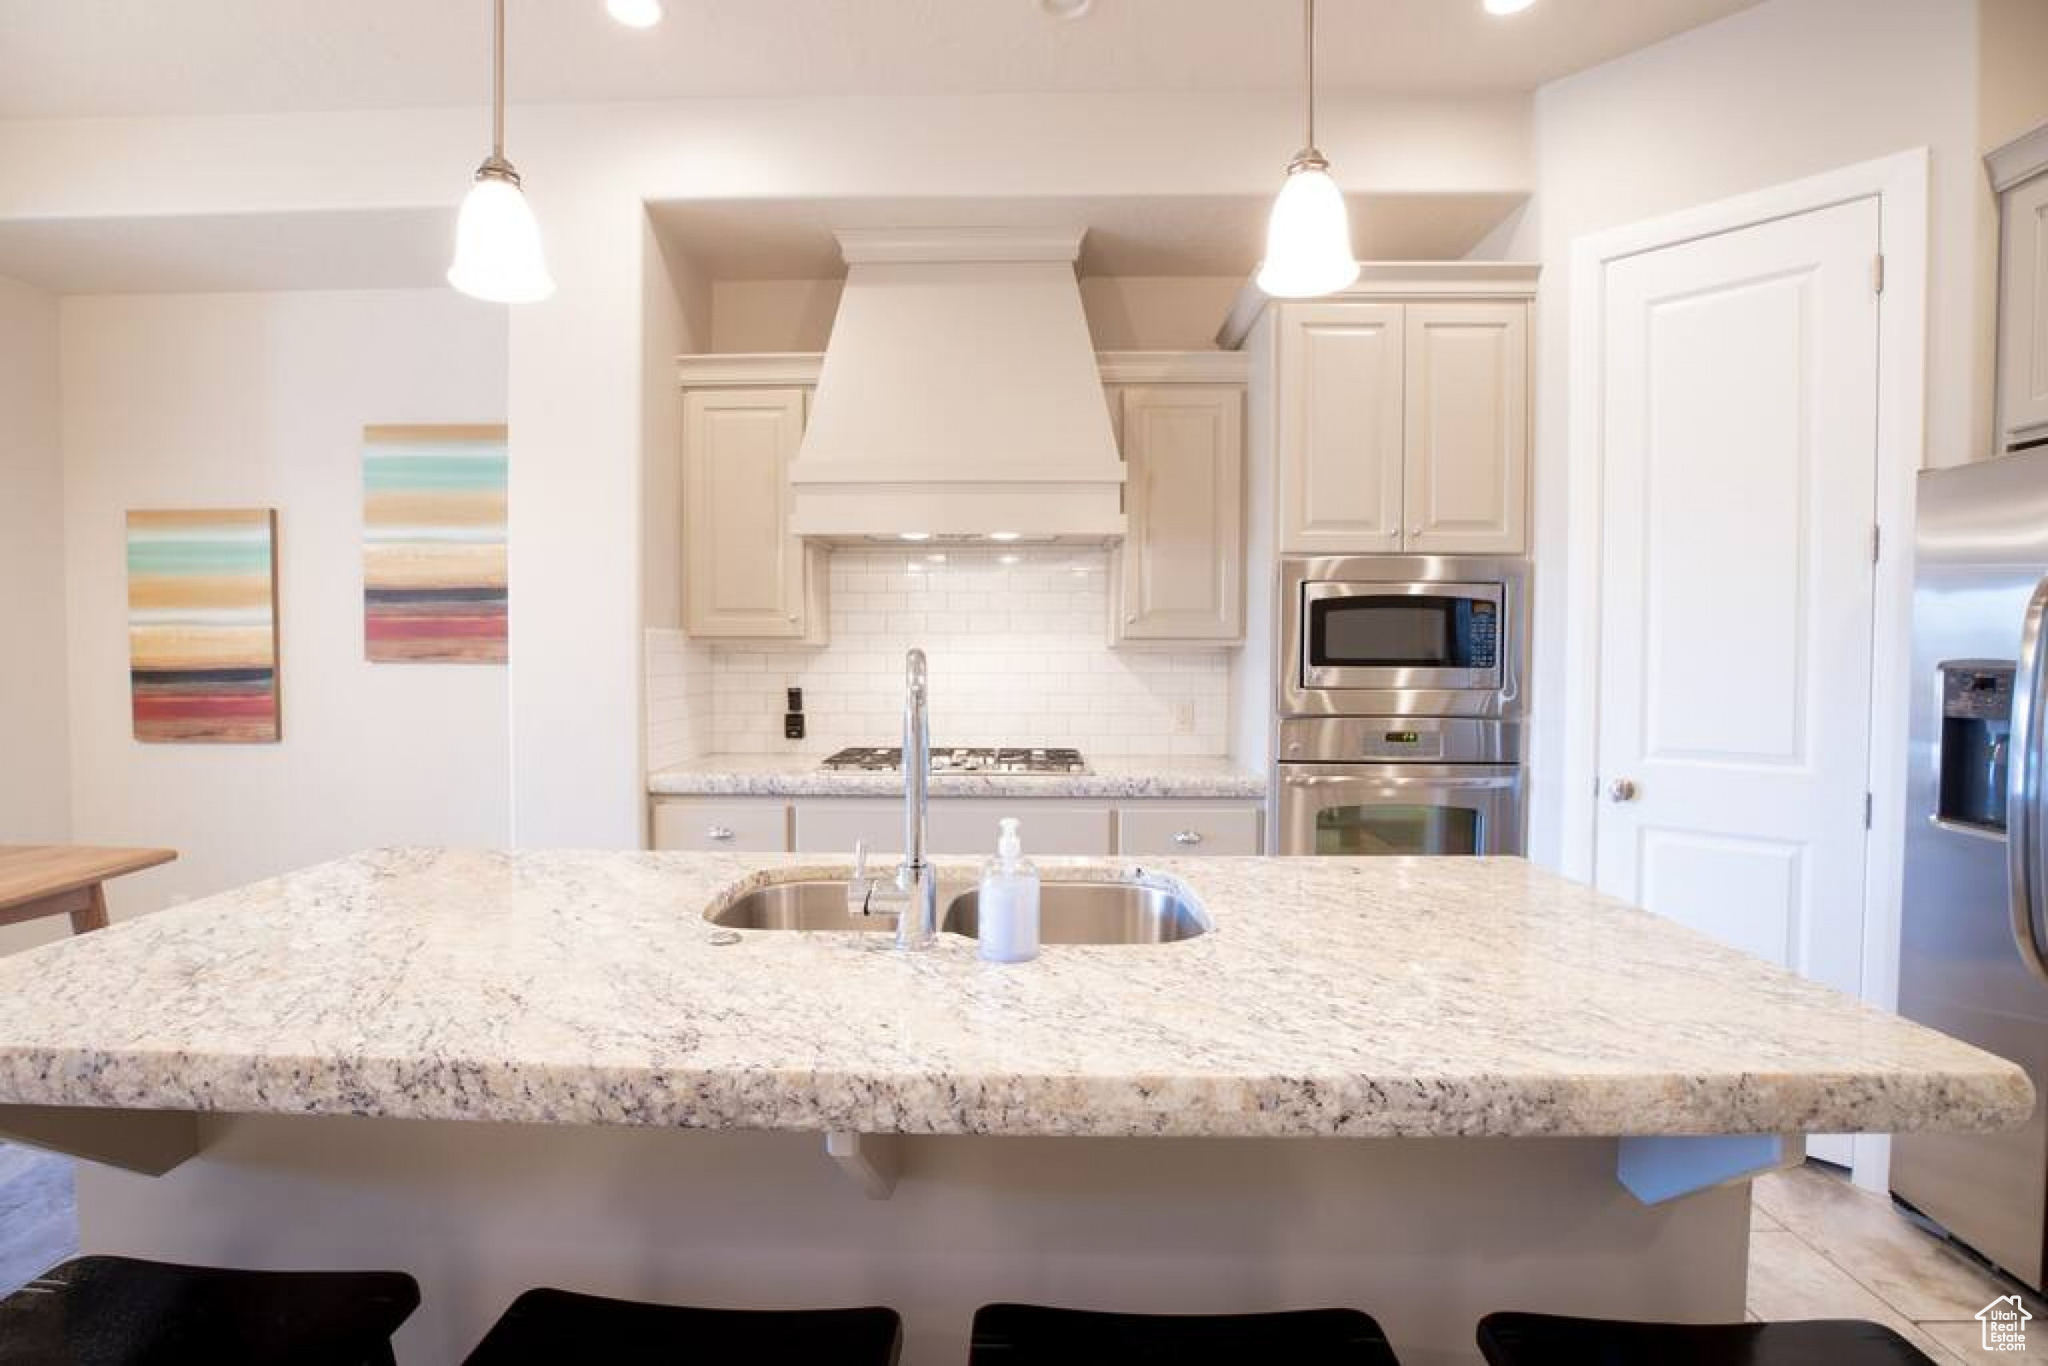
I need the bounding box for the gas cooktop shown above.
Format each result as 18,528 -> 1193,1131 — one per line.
821,746 -> 1088,775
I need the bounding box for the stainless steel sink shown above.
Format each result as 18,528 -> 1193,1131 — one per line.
707,877 -> 1210,945
706,880 -> 892,933
943,881 -> 1210,945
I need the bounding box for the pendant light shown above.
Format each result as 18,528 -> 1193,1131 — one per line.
1256,0 -> 1359,299
447,0 -> 555,304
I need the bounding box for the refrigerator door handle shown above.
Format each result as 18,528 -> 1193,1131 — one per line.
2008,575 -> 2048,983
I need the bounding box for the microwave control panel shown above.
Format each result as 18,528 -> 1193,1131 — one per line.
1468,601 -> 1499,670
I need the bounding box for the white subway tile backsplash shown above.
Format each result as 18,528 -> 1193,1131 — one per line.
643,627 -> 715,771
640,547 -> 1235,761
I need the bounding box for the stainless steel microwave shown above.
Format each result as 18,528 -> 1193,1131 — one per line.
1279,556 -> 1530,720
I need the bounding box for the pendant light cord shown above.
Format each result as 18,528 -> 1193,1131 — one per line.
491,0 -> 506,160
1302,0 -> 1318,154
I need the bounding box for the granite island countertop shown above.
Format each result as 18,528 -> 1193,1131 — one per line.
0,849 -> 2029,1140
647,754 -> 1267,800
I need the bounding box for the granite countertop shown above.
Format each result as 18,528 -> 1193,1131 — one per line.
647,754 -> 1268,800
0,849 -> 2028,1141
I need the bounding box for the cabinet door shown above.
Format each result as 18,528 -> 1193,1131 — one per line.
2001,174 -> 2048,446
1277,302 -> 1405,554
683,388 -> 806,637
1403,302 -> 1529,555
1116,385 -> 1244,642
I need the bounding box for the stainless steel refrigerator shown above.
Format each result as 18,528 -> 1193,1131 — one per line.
1893,445 -> 2048,1288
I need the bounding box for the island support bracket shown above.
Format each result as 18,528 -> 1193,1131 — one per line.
0,1104 -> 199,1177
825,1130 -> 900,1200
1616,1133 -> 1803,1205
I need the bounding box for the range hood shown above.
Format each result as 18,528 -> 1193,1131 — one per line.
790,228 -> 1126,542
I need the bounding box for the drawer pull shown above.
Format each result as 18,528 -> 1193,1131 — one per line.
706,826 -> 736,842
1172,830 -> 1204,846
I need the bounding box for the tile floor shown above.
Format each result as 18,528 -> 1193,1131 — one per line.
0,1146 -> 2039,1360
1751,1163 -> 2045,1363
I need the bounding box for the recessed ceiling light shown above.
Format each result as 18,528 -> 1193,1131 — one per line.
898,532 -> 933,542
1483,0 -> 1536,14
607,0 -> 664,28
988,531 -> 1022,542
1038,0 -> 1093,19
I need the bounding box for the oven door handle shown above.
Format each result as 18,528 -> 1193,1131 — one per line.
1279,769 -> 1521,793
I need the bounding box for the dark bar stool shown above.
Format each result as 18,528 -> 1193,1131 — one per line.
969,1303 -> 1403,1364
1477,1311 -> 1939,1365
0,1254 -> 420,1366
460,1288 -> 902,1365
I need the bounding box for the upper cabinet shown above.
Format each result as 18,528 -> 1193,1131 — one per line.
1403,302 -> 1529,555
1113,383 -> 1245,643
680,385 -> 826,640
1277,302 -> 1405,553
1235,266 -> 1537,557
1992,126 -> 2048,452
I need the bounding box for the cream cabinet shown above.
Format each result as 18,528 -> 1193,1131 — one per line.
1998,170 -> 2048,449
680,386 -> 827,640
653,796 -> 1262,857
1265,288 -> 1532,557
1113,384 -> 1245,643
1403,303 -> 1529,555
651,799 -> 790,852
1277,302 -> 1406,553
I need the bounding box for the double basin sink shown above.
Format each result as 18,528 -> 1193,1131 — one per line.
707,878 -> 1210,946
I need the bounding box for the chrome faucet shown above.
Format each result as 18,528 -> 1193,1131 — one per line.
849,648 -> 940,950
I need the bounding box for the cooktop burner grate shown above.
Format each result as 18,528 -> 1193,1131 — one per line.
821,746 -> 1088,775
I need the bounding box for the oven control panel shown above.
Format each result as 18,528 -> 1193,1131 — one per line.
1357,728 -> 1445,760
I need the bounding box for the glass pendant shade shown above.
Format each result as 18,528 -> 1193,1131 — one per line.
1256,160 -> 1359,299
447,169 -> 555,304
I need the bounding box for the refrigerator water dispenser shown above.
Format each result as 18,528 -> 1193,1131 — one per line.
1937,661 -> 2015,831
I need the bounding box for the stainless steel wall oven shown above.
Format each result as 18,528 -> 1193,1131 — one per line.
1277,557 -> 1530,857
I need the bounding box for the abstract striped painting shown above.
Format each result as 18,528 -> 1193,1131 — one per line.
362,424 -> 507,663
126,509 -> 281,743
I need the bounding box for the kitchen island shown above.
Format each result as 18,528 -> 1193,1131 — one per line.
0,849 -> 2029,1364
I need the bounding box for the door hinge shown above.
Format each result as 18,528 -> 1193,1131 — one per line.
1871,524 -> 1882,564
1865,791 -> 1874,829
1872,253 -> 1885,295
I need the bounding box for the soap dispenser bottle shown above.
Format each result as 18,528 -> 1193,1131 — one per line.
977,818 -> 1041,964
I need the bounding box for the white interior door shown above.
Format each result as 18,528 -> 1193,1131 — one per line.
1595,198 -> 1882,1166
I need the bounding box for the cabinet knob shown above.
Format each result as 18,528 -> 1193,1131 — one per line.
1606,779 -> 1638,804
1409,526 -> 1421,537
1172,830 -> 1205,845
706,825 -> 736,841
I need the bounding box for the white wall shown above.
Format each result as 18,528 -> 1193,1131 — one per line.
0,273 -> 72,952
60,290 -> 511,919
1514,0 -> 1985,866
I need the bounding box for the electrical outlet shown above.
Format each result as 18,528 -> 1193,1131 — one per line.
1172,701 -> 1196,735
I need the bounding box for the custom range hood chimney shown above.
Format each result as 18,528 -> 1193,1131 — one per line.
790,228 -> 1126,541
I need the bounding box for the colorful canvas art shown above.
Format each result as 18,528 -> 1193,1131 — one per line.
362,424 -> 508,663
126,508 -> 281,743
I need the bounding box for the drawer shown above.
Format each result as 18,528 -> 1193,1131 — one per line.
1117,806 -> 1262,857
928,803 -> 1114,856
652,800 -> 790,852
794,801 -> 903,856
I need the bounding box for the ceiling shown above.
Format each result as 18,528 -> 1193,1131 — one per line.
0,0 -> 1768,120
651,192 -> 1528,279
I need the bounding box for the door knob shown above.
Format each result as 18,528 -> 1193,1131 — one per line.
1607,778 -> 1638,803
